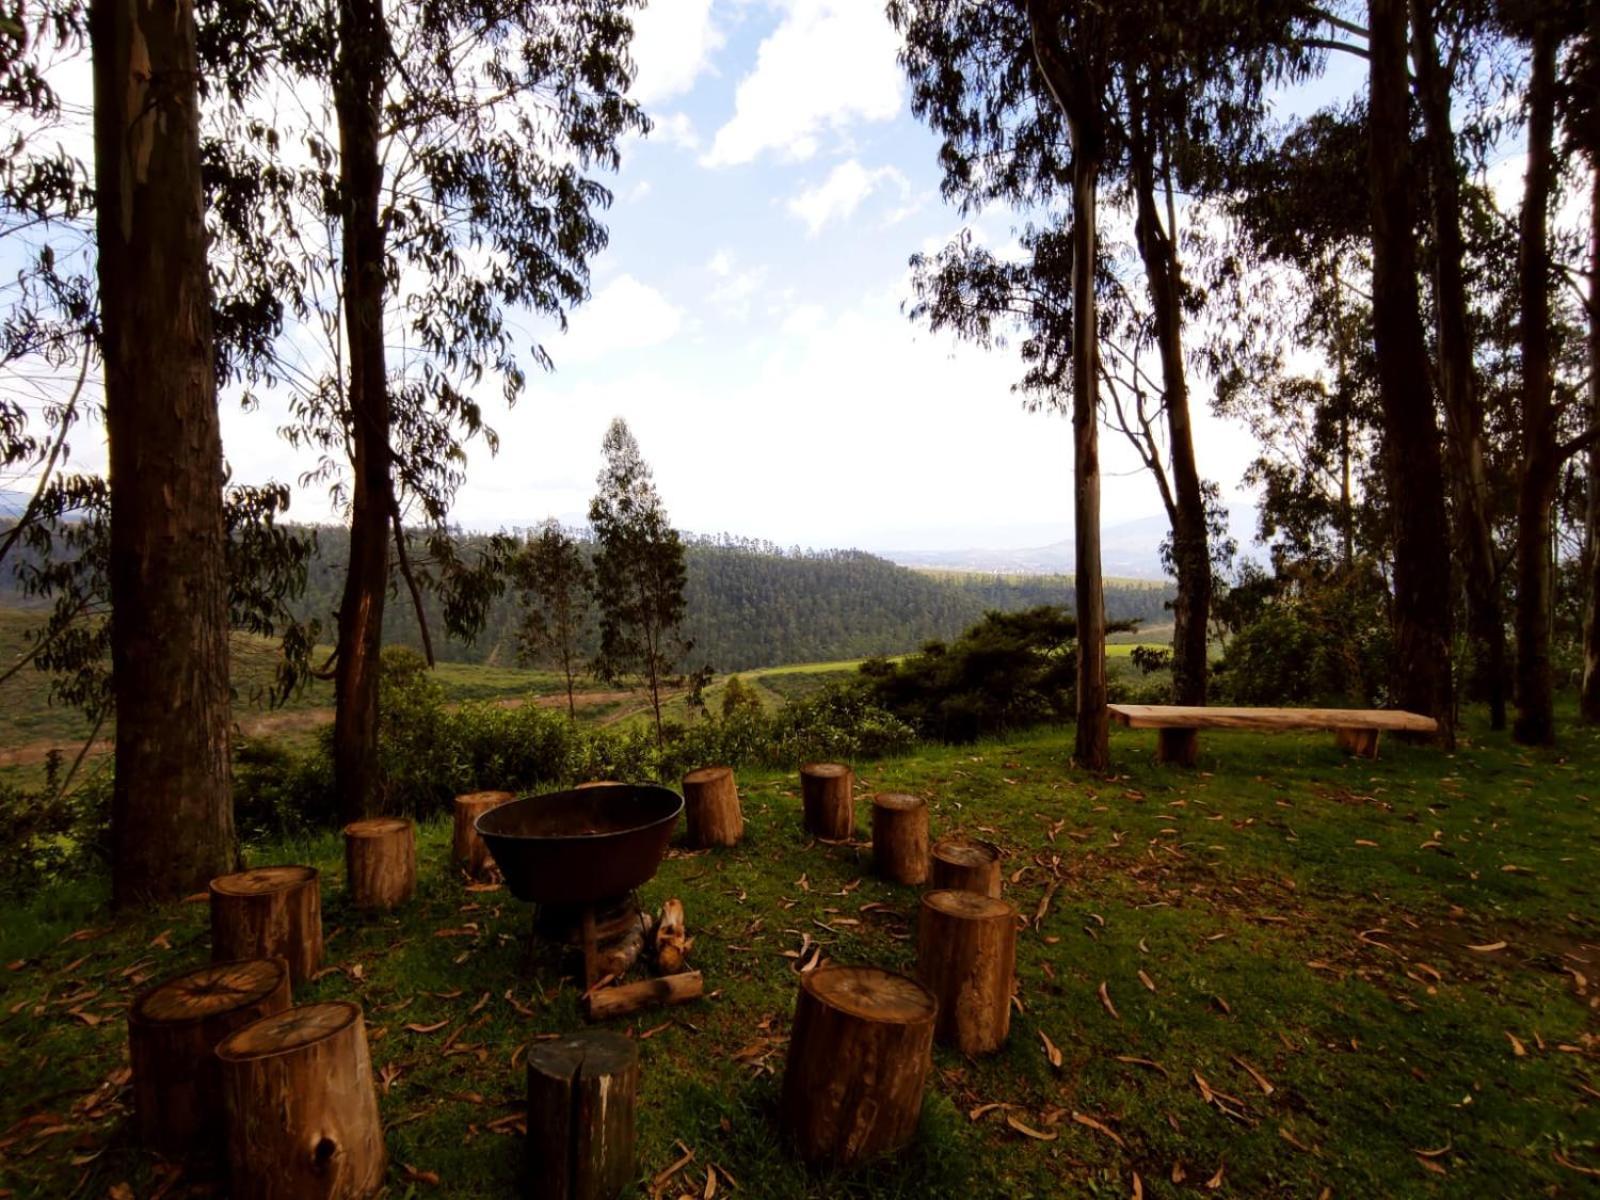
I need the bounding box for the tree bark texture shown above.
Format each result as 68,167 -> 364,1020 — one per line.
682,766 -> 743,847
1128,75 -> 1209,707
1412,0 -> 1509,729
216,1001 -> 386,1200
1026,0 -> 1110,769
1513,19 -> 1559,746
210,865 -> 324,988
1366,0 -> 1456,746
583,971 -> 704,1021
343,818 -> 416,909
930,836 -> 1002,898
453,790 -> 514,881
1583,164 -> 1600,723
915,890 -> 1016,1054
799,762 -> 854,840
91,0 -> 236,904
524,1032 -> 639,1200
778,966 -> 935,1166
871,793 -> 929,884
128,958 -> 291,1154
332,0 -> 394,822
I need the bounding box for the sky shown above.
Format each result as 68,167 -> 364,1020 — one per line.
25,1 -> 1410,556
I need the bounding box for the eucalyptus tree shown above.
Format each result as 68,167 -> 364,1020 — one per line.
204,0 -> 643,815
892,0 -> 1308,768
90,0 -> 237,900
513,521 -> 593,719
1579,5 -> 1600,723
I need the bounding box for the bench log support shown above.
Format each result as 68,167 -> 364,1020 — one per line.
1335,727 -> 1381,759
1156,727 -> 1199,766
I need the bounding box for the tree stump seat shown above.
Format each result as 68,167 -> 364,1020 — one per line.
930,836 -> 1002,898
525,1031 -> 639,1199
871,792 -> 929,884
799,762 -> 854,840
127,958 -> 292,1153
343,817 -> 416,909
917,890 -> 1017,1054
453,790 -> 514,882
1108,703 -> 1440,765
682,766 -> 743,847
209,865 -> 323,986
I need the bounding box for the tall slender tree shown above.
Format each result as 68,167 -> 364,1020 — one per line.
90,0 -> 236,900
514,522 -> 593,719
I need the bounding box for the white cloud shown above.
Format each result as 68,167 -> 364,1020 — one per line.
706,249 -> 735,277
703,0 -> 903,166
787,160 -> 909,235
650,111 -> 701,151
555,275 -> 684,365
629,0 -> 723,105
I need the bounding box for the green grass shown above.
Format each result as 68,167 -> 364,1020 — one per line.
3,709 -> 1598,1196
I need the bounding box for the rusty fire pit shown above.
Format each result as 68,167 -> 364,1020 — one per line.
475,783 -> 682,906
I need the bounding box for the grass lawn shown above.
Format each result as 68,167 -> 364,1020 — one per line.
2,713 -> 1598,1197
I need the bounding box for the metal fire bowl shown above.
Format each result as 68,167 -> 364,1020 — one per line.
475,784 -> 683,905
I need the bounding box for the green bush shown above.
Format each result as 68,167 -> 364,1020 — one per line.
1213,586 -> 1392,706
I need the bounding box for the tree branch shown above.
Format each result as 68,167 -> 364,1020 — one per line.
390,507 -> 436,667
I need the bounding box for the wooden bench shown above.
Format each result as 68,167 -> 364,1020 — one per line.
1107,704 -> 1439,766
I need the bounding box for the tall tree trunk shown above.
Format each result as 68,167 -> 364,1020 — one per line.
1025,0 -> 1109,770
1513,20 -> 1559,745
1366,0 -> 1456,745
1582,165 -> 1600,723
1412,0 -> 1509,729
1128,78 -> 1209,706
332,0 -> 393,818
92,0 -> 236,902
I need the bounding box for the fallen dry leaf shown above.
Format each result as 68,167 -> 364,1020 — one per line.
1467,941 -> 1508,953
405,1020 -> 450,1035
1506,1031 -> 1528,1057
1114,1054 -> 1169,1078
1206,1162 -> 1225,1189
1039,1029 -> 1063,1070
401,1163 -> 440,1186
1138,969 -> 1156,993
1098,981 -> 1120,1021
1071,1110 -> 1125,1148
1006,1114 -> 1058,1141
1232,1055 -> 1275,1096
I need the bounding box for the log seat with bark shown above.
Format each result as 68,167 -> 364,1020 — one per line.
216,1000 -> 385,1200
682,766 -> 743,847
525,1031 -> 639,1200
1108,703 -> 1440,766
453,790 -> 515,881
343,817 -> 416,910
583,971 -> 705,1022
930,837 -> 1002,898
779,965 -> 935,1166
871,792 -> 929,884
127,958 -> 292,1154
799,762 -> 854,840
209,865 -> 323,987
916,890 -> 1017,1054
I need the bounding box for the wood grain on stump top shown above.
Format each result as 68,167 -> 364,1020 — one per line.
922,889 -> 1010,921
527,1029 -> 638,1078
456,790 -> 513,806
209,864 -> 317,897
800,762 -> 850,778
683,765 -> 732,785
575,780 -> 622,789
343,818 -> 410,838
803,965 -> 935,1024
872,792 -> 923,812
133,959 -> 287,1025
216,1000 -> 360,1061
934,837 -> 999,867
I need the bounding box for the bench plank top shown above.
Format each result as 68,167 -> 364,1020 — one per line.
1107,704 -> 1438,734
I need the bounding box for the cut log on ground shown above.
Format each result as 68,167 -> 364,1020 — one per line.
930,837 -> 1002,898
525,1031 -> 639,1200
653,897 -> 691,974
343,818 -> 416,910
779,965 -> 935,1165
209,865 -> 323,987
916,889 -> 1016,1054
128,958 -> 291,1154
799,762 -> 854,840
216,1001 -> 385,1200
682,766 -> 743,847
453,790 -> 514,881
872,792 -> 929,884
583,970 -> 704,1021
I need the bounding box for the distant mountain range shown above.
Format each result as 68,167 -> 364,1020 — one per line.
879,512 -> 1260,580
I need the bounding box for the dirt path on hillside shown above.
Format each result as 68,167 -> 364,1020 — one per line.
0,689 -> 639,770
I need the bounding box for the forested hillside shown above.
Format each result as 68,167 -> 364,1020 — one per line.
260,526 -> 1174,672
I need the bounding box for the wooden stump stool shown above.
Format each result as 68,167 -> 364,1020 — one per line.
210,865 -> 323,987
453,790 -> 514,881
127,958 -> 291,1154
872,793 -> 929,884
525,1031 -> 639,1199
343,818 -> 416,910
916,890 -> 1017,1054
799,762 -> 854,840
779,965 -> 935,1166
682,766 -> 743,847
217,1001 -> 385,1200
930,836 -> 1002,898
